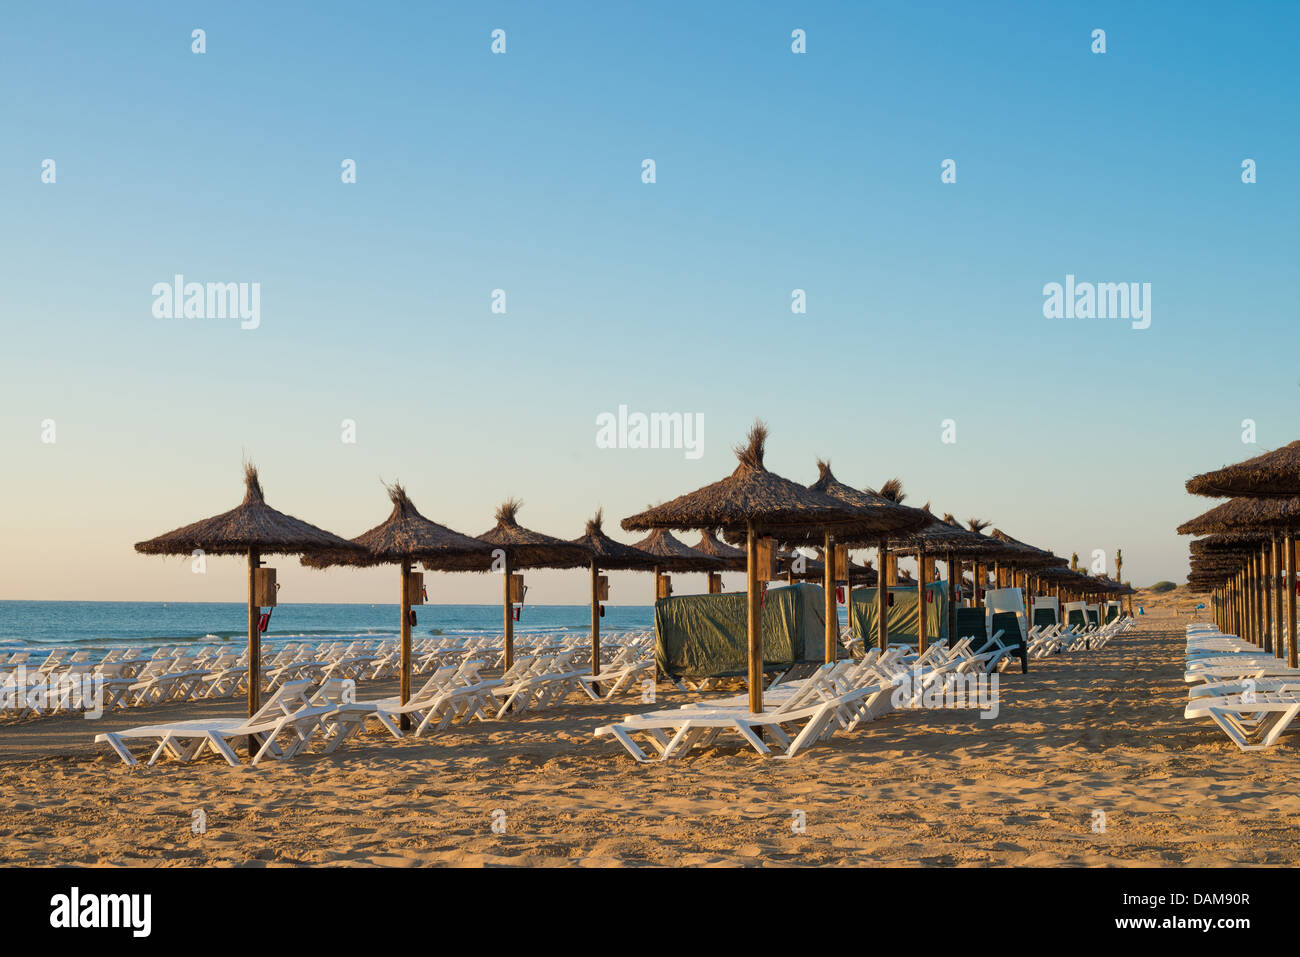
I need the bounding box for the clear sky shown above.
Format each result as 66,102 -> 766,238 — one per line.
1,1 -> 1296,605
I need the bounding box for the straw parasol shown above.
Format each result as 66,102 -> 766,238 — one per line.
990,528 -> 1067,635
630,528 -> 722,574
476,499 -> 593,668
301,482 -> 493,729
803,463 -> 931,659
1186,444 -> 1300,659
621,421 -> 880,712
570,509 -> 659,685
1179,498 -> 1299,660
889,509 -> 1003,647
691,528 -> 748,572
1186,441 -> 1300,498
135,463 -> 365,751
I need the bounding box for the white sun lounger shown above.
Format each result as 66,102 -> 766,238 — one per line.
95,680 -> 335,767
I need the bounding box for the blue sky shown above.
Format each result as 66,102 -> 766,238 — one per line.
1,1 -> 1296,603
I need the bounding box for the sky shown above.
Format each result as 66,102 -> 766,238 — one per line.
1,1 -> 1297,605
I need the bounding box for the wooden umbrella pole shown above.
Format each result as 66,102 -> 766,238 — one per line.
1249,552 -> 1259,647
1263,545 -> 1274,655
652,564 -> 662,685
844,551 -> 854,651
746,523 -> 762,714
823,531 -> 836,664
1289,528 -> 1298,669
503,551 -> 514,670
877,540 -> 889,653
590,560 -> 601,695
946,553 -> 957,645
1256,555 -> 1264,646
399,559 -> 412,732
1274,533 -> 1284,660
916,548 -> 927,654
247,545 -> 261,757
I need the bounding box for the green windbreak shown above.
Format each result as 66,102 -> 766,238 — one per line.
654,583 -> 825,679
851,582 -> 948,645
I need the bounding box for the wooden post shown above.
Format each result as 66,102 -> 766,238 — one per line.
590,560 -> 601,696
1239,569 -> 1246,640
844,550 -> 855,651
973,562 -> 984,607
1256,554 -> 1264,646
746,523 -> 762,714
946,552 -> 957,646
399,559 -> 412,731
503,551 -> 514,670
1250,555 -> 1260,646
916,548 -> 928,654
877,540 -> 889,652
247,546 -> 261,757
1274,534 -> 1284,659
1289,529 -> 1298,669
1263,545 -> 1274,655
824,531 -> 837,663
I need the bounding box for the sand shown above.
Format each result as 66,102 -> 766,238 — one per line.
1,590 -> 1293,867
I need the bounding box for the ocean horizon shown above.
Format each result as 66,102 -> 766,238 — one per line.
0,600 -> 658,653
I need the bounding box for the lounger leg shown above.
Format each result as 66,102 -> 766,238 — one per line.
607,726 -> 651,762
661,722 -> 701,760
374,712 -> 404,739
206,732 -> 244,766
102,733 -> 138,767
733,722 -> 772,757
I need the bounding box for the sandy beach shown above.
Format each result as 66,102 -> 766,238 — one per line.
0,592 -> 1288,867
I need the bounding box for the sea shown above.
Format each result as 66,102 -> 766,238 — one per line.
0,601 -> 656,656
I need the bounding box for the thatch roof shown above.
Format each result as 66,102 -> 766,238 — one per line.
913,513 -> 1020,560
806,462 -> 932,539
989,529 -> 1068,568
620,423 -> 885,536
1187,441 -> 1300,498
690,529 -> 748,571
1188,531 -> 1269,554
302,483 -> 493,571
1037,565 -> 1113,591
135,464 -> 365,558
629,528 -> 721,572
476,498 -> 593,570
888,507 -> 1006,556
569,509 -> 659,571
1177,496 -> 1300,536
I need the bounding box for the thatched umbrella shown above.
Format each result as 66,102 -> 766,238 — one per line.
838,478 -> 935,654
1186,441 -> 1300,498
302,483 -> 494,729
135,464 -> 365,751
1187,443 -> 1300,661
891,509 -> 1001,648
990,528 -> 1067,638
621,422 -> 882,713
802,463 -> 930,661
691,528 -> 748,573
570,509 -> 659,688
1179,498 -> 1300,659
476,499 -> 593,669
